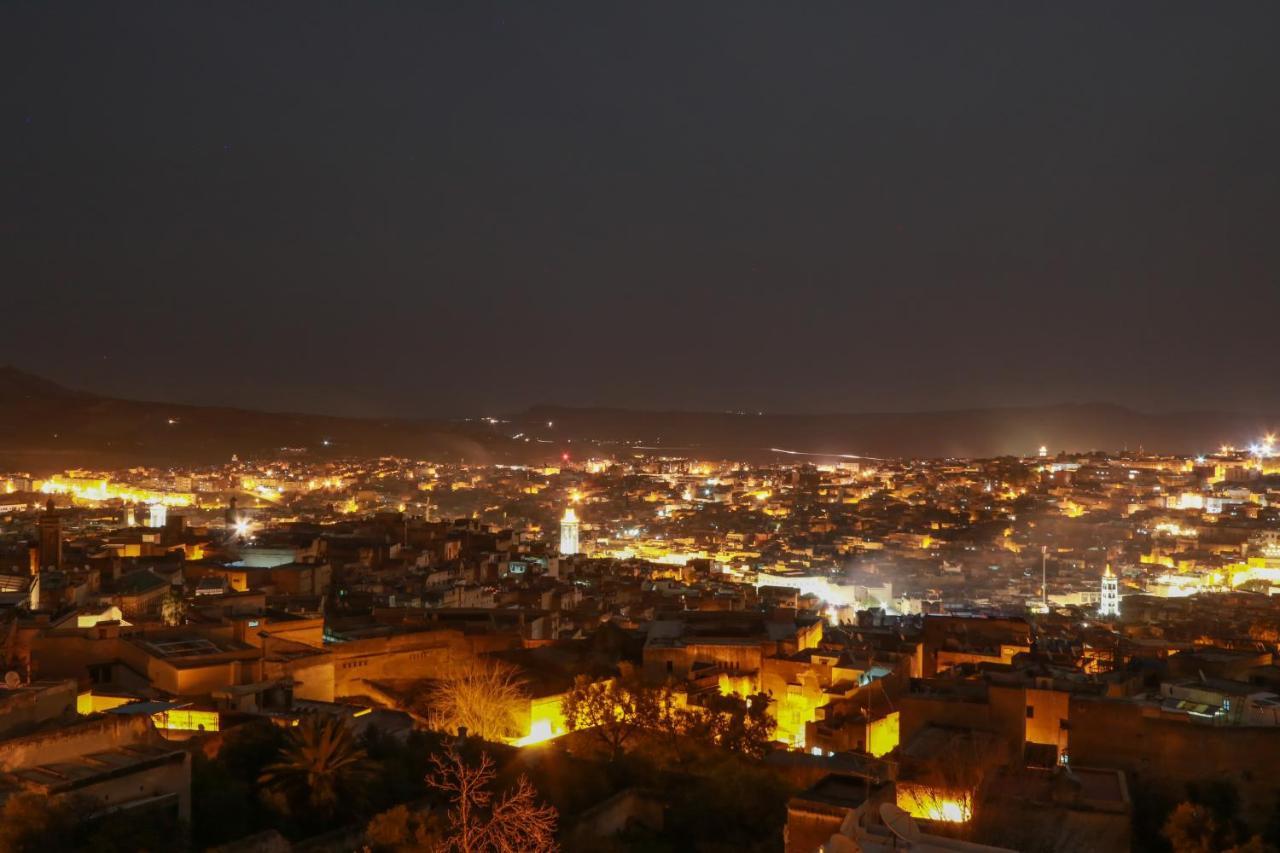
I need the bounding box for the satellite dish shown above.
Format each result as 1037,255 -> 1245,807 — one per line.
879,803 -> 922,845
3,671 -> 21,689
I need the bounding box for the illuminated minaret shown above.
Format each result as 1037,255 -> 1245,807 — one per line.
559,507 -> 580,556
1099,564 -> 1120,618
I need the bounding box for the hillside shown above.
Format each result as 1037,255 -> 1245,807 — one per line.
0,367 -> 1271,470
0,367 -> 513,471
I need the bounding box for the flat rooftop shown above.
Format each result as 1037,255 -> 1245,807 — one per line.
6,744 -> 185,794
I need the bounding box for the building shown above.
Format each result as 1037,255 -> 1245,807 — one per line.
148,503 -> 168,529
1099,565 -> 1119,618
559,507 -> 580,556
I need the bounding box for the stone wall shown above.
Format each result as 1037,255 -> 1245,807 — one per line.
1069,696 -> 1280,828
0,713 -> 155,771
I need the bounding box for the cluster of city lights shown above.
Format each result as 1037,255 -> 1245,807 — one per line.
1249,433 -> 1277,458
38,478 -> 193,507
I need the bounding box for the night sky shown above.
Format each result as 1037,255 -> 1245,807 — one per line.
4,3 -> 1279,419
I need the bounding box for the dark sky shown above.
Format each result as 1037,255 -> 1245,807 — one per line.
4,3 -> 1279,419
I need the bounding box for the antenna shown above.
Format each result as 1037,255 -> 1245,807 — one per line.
1041,545 -> 1048,610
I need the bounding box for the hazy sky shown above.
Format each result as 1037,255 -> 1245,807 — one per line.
4,3 -> 1279,418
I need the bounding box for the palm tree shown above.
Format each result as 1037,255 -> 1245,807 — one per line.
259,714 -> 372,816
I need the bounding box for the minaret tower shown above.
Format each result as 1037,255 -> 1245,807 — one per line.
1099,564 -> 1120,618
559,507 -> 580,556
37,498 -> 62,571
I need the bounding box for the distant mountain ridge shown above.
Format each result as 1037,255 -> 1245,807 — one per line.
0,367 -> 1271,470
511,402 -> 1273,460
0,366 -> 510,472
0,366 -> 91,400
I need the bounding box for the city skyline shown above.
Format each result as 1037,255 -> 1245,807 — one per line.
5,5 -> 1280,849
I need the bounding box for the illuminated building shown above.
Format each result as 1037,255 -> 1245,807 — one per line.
1038,445 -> 1048,458
1099,564 -> 1120,617
39,475 -> 193,507
559,506 -> 579,555
152,708 -> 220,733
512,693 -> 568,746
148,502 -> 168,528
867,711 -> 900,757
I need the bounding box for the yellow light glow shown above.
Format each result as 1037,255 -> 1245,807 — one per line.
39,477 -> 193,508
896,785 -> 973,823
718,671 -> 756,699
77,693 -> 136,715
512,695 -> 567,747
151,709 -> 220,732
867,712 -> 900,758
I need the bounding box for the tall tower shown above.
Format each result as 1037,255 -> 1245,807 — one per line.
37,498 -> 62,571
1099,564 -> 1120,618
559,507 -> 580,556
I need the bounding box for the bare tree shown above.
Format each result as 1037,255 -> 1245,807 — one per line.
424,660 -> 528,743
427,747 -> 558,853
897,733 -> 988,828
